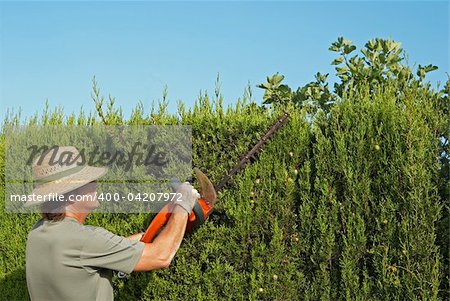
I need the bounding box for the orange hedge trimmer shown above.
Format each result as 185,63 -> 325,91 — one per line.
117,112 -> 289,278
140,111 -> 290,244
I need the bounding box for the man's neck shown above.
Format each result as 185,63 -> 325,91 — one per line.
65,212 -> 89,224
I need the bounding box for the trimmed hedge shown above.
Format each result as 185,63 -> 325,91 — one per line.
0,79 -> 448,300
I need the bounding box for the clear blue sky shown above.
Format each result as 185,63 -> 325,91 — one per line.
0,1 -> 448,122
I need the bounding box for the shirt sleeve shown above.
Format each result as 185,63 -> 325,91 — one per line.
80,226 -> 145,274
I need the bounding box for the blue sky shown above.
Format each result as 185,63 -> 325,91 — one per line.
0,1 -> 448,122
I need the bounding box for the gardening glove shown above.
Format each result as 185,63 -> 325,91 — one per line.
173,181 -> 200,214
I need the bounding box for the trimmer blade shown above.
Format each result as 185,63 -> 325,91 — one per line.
194,167 -> 217,206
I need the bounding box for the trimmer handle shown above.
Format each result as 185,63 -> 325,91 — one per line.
141,202 -> 174,243
141,169 -> 216,243
140,178 -> 184,243
140,197 -> 214,243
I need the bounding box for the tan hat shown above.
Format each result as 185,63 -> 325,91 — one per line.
25,146 -> 107,207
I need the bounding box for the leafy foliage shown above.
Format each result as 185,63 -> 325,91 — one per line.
258,37 -> 441,114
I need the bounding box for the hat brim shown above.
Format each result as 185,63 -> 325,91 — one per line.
25,166 -> 108,207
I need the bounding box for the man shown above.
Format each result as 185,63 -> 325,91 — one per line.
26,146 -> 199,300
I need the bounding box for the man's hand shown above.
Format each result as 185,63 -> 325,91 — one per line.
174,182 -> 200,214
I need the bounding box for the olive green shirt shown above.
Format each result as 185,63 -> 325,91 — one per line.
26,217 -> 145,301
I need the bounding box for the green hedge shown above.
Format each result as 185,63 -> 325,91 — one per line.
0,79 -> 448,300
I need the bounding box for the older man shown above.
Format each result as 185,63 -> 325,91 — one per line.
26,146 -> 198,301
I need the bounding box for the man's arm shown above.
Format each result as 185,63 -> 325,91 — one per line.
133,205 -> 189,271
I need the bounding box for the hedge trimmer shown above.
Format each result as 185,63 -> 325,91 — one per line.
117,112 -> 289,278
140,111 -> 290,243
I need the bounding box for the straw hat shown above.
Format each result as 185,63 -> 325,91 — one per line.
25,146 -> 107,207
